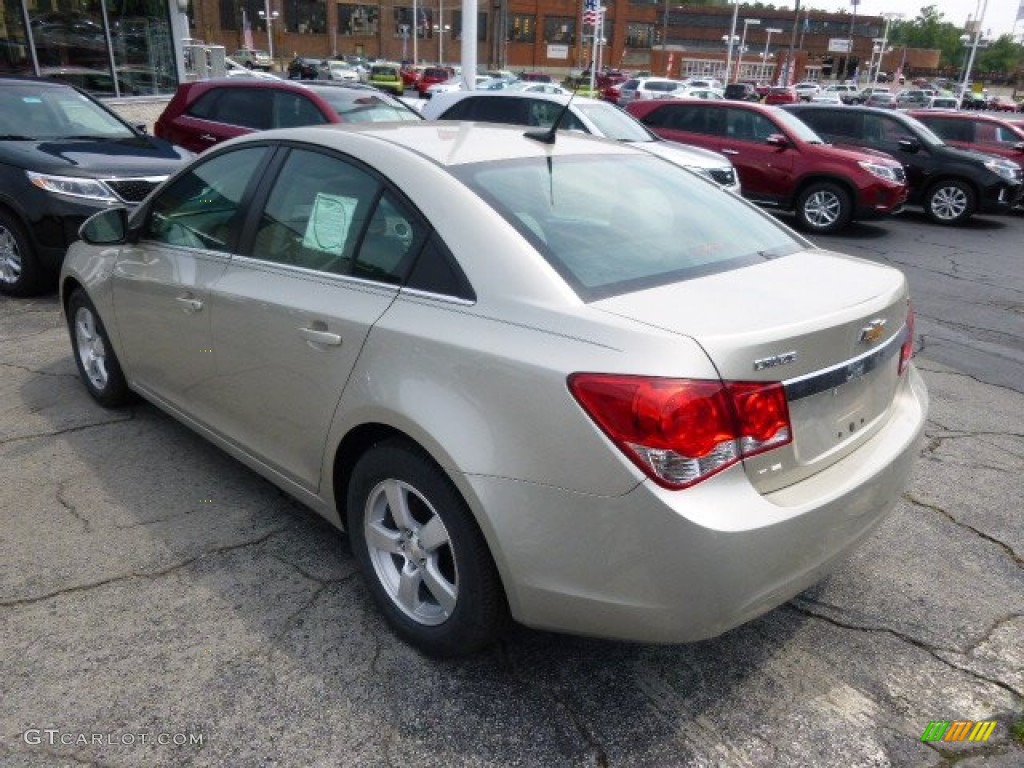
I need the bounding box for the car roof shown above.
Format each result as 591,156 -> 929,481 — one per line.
230,121 -> 640,168
429,90 -> 604,108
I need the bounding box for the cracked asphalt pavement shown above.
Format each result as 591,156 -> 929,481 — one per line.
1,210 -> 1022,767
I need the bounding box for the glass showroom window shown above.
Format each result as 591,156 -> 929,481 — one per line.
26,0 -> 177,97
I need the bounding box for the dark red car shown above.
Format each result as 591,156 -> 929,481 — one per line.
908,110 -> 1024,163
764,87 -> 798,105
155,79 -> 421,153
400,64 -> 422,88
416,66 -> 455,97
626,99 -> 908,234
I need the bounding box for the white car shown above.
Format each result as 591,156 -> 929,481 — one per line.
422,90 -> 741,193
426,74 -> 494,98
319,60 -> 360,83
794,81 -> 821,101
671,87 -> 724,100
618,77 -> 686,105
224,58 -> 278,80
503,81 -> 571,95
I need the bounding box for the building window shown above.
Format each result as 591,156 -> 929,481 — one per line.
543,17 -> 575,45
393,6 -> 433,39
451,11 -> 487,42
285,0 -> 327,34
509,14 -> 535,43
625,22 -> 655,49
338,4 -> 379,36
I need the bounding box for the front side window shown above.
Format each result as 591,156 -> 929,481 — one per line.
146,146 -> 269,251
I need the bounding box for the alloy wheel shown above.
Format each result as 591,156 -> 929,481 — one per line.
74,305 -> 110,392
363,478 -> 458,626
0,224 -> 21,285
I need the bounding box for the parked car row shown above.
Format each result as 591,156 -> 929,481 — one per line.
5,72 -> 1022,300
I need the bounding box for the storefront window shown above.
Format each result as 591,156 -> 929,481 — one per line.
16,0 -> 175,97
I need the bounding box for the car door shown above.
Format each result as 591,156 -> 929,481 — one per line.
170,86 -> 275,153
204,146 -> 428,490
860,112 -> 933,196
112,145 -> 272,420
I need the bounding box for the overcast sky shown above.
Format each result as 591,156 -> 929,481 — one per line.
798,1 -> 1022,39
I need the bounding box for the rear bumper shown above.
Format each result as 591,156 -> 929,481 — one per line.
465,366 -> 928,644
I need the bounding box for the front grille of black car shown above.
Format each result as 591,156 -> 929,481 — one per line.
103,177 -> 166,203
709,168 -> 736,187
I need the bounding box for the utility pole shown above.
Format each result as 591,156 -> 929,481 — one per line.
784,0 -> 801,87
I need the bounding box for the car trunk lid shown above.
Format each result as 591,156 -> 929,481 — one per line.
592,248 -> 911,493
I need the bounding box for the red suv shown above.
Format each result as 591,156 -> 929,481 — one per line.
907,110 -> 1024,164
764,86 -> 798,105
627,99 -> 907,233
155,80 -> 421,153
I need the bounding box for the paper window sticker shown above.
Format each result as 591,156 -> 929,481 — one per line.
302,193 -> 359,254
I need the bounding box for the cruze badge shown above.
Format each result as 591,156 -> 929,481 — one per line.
753,350 -> 798,371
858,319 -> 887,346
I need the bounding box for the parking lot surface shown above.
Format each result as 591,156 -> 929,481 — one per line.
1,211 -> 1022,767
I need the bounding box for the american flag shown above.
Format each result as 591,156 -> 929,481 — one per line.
583,0 -> 603,26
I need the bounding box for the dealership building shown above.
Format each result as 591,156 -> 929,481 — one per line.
0,1 -> 939,100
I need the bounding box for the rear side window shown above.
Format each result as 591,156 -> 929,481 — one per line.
795,109 -> 859,140
188,88 -> 273,129
272,92 -> 326,128
441,96 -> 528,124
920,117 -> 972,143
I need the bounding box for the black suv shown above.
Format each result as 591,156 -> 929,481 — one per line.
723,83 -> 759,102
0,77 -> 190,295
783,104 -> 1023,224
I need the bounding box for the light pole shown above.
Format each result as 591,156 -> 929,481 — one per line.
259,2 -> 280,66
722,34 -> 739,82
724,0 -> 739,84
762,27 -> 781,82
959,0 -> 989,108
870,13 -> 902,90
735,18 -> 760,83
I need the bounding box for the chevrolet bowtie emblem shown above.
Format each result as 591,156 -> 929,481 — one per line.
858,319 -> 887,345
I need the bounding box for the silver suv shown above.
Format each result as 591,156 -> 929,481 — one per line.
422,90 -> 740,192
230,48 -> 273,71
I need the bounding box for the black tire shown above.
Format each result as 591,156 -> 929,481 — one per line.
0,209 -> 46,297
924,179 -> 976,225
794,181 -> 852,234
347,439 -> 507,657
67,288 -> 134,408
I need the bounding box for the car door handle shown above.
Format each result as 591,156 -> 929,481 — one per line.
175,295 -> 203,313
200,134 -> 217,143
299,326 -> 342,347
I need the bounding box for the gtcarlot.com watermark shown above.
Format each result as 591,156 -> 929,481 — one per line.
23,728 -> 204,747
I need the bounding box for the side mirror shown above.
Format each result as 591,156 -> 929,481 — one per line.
79,207 -> 130,245
898,137 -> 921,153
134,123 -> 148,134
765,133 -> 789,148
1014,141 -> 1024,153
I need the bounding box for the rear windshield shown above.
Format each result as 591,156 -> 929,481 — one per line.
312,87 -> 421,122
452,154 -> 801,301
575,102 -> 654,142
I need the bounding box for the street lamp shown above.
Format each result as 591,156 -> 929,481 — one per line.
959,0 -> 989,108
724,0 -> 739,84
735,18 -> 760,83
258,2 -> 280,65
871,13 -> 902,90
763,27 -> 782,82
